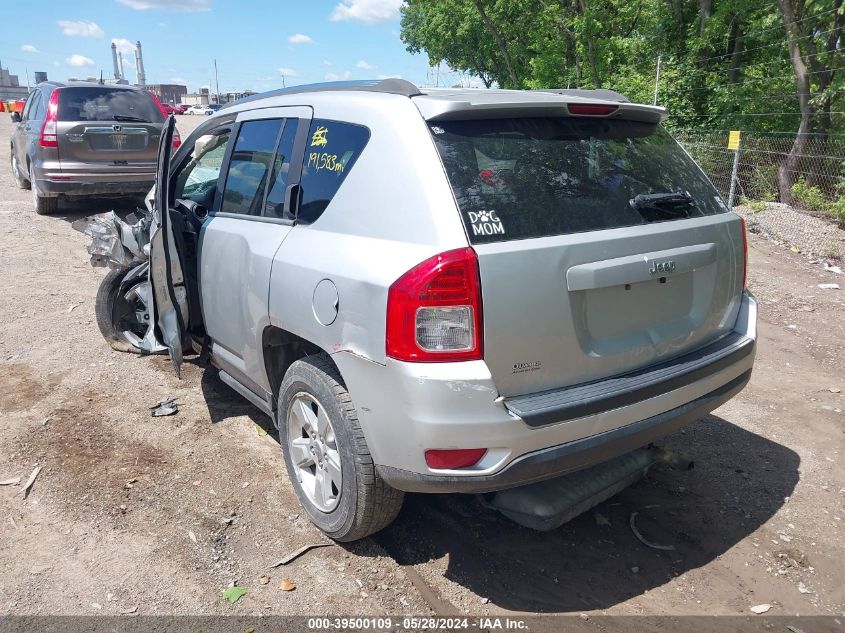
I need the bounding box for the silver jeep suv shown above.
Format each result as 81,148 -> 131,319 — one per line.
81,79 -> 756,541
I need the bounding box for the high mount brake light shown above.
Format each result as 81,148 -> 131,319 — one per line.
386,248 -> 483,362
567,103 -> 619,116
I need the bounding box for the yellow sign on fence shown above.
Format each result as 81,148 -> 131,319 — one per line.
727,130 -> 741,150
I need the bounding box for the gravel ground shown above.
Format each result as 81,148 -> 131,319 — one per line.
0,114 -> 843,618
737,201 -> 845,261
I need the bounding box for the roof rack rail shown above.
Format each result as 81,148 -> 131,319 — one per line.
231,78 -> 423,107
532,88 -> 631,103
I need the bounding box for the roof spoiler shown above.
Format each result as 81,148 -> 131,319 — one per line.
532,88 -> 631,103
422,100 -> 667,124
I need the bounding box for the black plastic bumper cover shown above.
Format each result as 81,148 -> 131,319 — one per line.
378,369 -> 751,494
506,332 -> 754,428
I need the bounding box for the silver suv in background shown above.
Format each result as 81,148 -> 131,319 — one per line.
79,79 -> 756,541
10,82 -> 178,214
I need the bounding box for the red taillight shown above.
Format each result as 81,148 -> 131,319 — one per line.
149,91 -> 169,120
425,448 -> 487,470
739,217 -> 748,288
39,89 -> 60,148
386,247 -> 483,362
172,128 -> 181,150
567,103 -> 618,116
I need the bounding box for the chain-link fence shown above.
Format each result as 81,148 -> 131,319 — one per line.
674,130 -> 845,260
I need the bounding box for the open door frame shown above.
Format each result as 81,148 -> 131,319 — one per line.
149,116 -> 189,377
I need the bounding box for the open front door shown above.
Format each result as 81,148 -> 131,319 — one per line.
149,116 -> 189,377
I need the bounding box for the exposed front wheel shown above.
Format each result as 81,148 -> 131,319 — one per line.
278,354 -> 404,542
95,264 -> 165,354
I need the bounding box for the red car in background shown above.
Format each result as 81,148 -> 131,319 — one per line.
147,93 -> 188,116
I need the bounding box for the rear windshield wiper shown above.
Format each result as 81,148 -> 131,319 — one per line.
630,191 -> 698,221
112,115 -> 150,123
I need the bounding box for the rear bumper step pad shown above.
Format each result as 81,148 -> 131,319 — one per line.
505,332 -> 754,428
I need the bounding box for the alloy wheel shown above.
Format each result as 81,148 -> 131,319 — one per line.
287,392 -> 342,513
115,277 -> 159,353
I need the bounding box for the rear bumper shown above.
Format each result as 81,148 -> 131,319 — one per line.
506,331 -> 754,427
377,369 -> 751,493
33,164 -> 155,198
334,290 -> 757,493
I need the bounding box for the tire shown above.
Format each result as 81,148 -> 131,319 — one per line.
30,163 -> 57,215
278,354 -> 404,542
10,151 -> 30,189
95,266 -> 161,354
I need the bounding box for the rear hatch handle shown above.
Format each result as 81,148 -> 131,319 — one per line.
566,243 -> 716,291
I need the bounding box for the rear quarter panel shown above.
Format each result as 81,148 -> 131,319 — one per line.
267,92 -> 469,365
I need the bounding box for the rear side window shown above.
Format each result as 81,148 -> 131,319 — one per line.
32,93 -> 45,120
57,87 -> 164,123
220,118 -> 283,215
429,118 -> 726,244
263,119 -> 300,220
298,119 -> 369,224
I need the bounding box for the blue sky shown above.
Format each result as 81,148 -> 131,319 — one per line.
1,0 -> 445,93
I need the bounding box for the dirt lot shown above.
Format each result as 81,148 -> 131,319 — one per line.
1,114 -> 843,618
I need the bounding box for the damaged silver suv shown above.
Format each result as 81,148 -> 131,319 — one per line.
78,79 -> 756,541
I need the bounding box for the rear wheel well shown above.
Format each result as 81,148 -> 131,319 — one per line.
262,327 -> 336,402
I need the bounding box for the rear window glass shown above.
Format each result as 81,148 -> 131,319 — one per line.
429,118 -> 726,244
58,87 -> 164,123
298,119 -> 369,224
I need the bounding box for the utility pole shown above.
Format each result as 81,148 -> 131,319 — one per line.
653,55 -> 661,105
214,59 -> 220,105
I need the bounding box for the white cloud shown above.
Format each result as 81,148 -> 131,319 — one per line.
278,67 -> 298,77
323,60 -> 332,66
21,44 -> 40,53
170,76 -> 187,84
376,73 -> 402,80
325,71 -> 352,81
111,38 -> 137,55
288,33 -> 314,44
355,60 -> 375,70
58,20 -> 104,38
66,54 -> 96,67
330,0 -> 402,24
116,0 -> 210,10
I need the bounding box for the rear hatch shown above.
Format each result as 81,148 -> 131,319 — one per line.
56,86 -> 163,172
429,112 -> 744,398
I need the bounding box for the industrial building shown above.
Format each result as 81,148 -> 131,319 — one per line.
0,61 -> 29,100
183,87 -> 211,106
144,83 -> 188,105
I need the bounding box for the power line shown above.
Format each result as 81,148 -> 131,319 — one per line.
668,62 -> 845,93
722,5 -> 843,41
663,46 -> 840,81
673,26 -> 840,66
